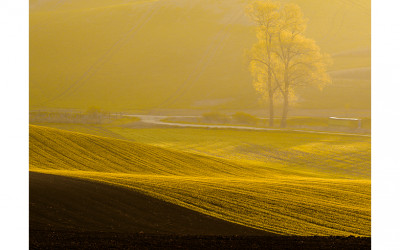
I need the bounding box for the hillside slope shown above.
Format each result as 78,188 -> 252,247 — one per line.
29,124 -> 277,177
29,125 -> 370,236
32,122 -> 370,179
30,0 -> 370,110
30,172 -> 270,235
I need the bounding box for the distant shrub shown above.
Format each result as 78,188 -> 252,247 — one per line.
202,112 -> 230,124
232,112 -> 259,125
29,107 -> 119,125
84,107 -> 108,123
86,106 -> 103,116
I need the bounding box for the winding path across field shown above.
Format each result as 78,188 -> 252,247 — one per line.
126,115 -> 371,137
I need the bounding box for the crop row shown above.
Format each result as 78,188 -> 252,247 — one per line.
34,170 -> 370,236
30,125 -> 371,236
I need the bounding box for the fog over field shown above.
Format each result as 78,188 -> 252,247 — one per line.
29,0 -> 371,248
30,0 -> 370,113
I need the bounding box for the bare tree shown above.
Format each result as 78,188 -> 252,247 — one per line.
247,1 -> 331,128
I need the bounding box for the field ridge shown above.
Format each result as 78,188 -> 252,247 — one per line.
29,124 -> 370,236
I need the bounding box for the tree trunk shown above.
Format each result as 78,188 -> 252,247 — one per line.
268,90 -> 274,127
281,67 -> 289,128
280,93 -> 289,128
267,34 -> 274,127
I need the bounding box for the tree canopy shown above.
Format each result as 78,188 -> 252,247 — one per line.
247,1 -> 331,127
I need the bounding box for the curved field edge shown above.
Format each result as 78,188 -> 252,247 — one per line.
29,124 -> 315,178
30,123 -> 371,179
29,125 -> 371,236
31,170 -> 371,236
30,172 -> 271,236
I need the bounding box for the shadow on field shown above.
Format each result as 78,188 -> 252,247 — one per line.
30,172 -> 269,235
30,172 -> 370,249
30,231 -> 371,250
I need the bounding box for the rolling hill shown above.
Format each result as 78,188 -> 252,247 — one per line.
30,0 -> 370,111
30,171 -> 270,235
31,122 -> 371,179
29,125 -> 371,236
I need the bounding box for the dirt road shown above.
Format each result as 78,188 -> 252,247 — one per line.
125,115 -> 371,137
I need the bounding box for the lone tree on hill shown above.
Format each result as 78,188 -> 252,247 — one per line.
247,1 -> 331,128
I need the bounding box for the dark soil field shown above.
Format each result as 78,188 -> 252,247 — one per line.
30,172 -> 370,249
30,231 -> 371,249
30,172 -> 269,235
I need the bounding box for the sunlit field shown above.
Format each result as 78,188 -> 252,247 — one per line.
31,121 -> 370,179
29,0 -> 370,247
30,125 -> 370,236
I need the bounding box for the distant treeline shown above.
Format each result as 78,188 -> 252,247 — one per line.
30,107 -> 124,124
200,112 -> 371,131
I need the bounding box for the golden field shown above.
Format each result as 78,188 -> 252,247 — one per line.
30,125 -> 370,236
29,0 -> 371,240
